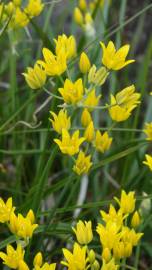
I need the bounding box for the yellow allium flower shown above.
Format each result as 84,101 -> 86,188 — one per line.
0,197 -> 15,223
96,221 -> 121,250
73,151 -> 92,175
143,154 -> 152,171
84,121 -> 95,142
78,0 -> 87,11
54,129 -> 85,156
24,0 -> 44,17
72,220 -> 93,244
100,204 -> 126,227
59,78 -> 84,105
88,65 -> 109,86
13,0 -> 22,7
101,248 -> 111,262
83,89 -> 101,110
62,242 -> 87,270
54,34 -> 76,60
9,209 -> 38,240
81,108 -> 92,127
109,85 -> 140,122
114,190 -> 135,214
0,244 -> 25,269
79,52 -> 91,74
131,211 -> 141,228
101,258 -> 118,270
36,262 -> 56,270
23,63 -> 46,90
121,226 -> 143,246
113,241 -> 132,260
33,252 -> 43,267
100,41 -> 135,70
94,131 -> 112,153
49,109 -> 71,134
143,122 -> 152,140
38,48 -> 67,76
74,7 -> 84,26
14,7 -> 29,27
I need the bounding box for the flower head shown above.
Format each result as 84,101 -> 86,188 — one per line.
114,190 -> 135,214
101,258 -> 118,270
9,209 -> 38,240
54,34 -> 76,60
100,41 -> 135,70
0,244 -> 25,269
143,122 -> 152,140
61,242 -> 87,270
83,89 -> 101,110
143,154 -> 152,171
79,52 -> 91,74
59,78 -> 84,105
109,85 -> 140,122
88,65 -> 109,86
24,0 -> 44,17
94,131 -> 112,153
54,129 -> 85,156
49,109 -> 71,134
0,197 -> 15,223
72,220 -> 93,244
23,63 -> 46,89
73,151 -> 92,175
38,48 -> 67,76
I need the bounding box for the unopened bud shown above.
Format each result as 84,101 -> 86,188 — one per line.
88,249 -> 96,264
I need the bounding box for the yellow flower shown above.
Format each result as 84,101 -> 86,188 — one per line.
84,121 -> 95,142
0,244 -> 25,269
54,129 -> 85,156
59,78 -> 84,105
33,252 -> 43,267
0,197 -> 15,223
88,65 -> 109,86
113,241 -> 125,260
143,154 -> 152,171
38,48 -> 67,76
143,122 -> 152,140
131,211 -> 141,228
94,131 -> 112,153
100,41 -> 135,70
100,204 -> 126,227
14,7 -> 29,27
72,220 -> 93,244
79,52 -> 91,74
101,258 -> 118,270
24,0 -> 44,17
109,85 -> 140,122
121,226 -> 143,246
23,63 -> 46,89
9,209 -> 38,240
37,263 -> 56,270
49,109 -> 71,134
84,12 -> 93,24
96,221 -> 121,250
78,0 -> 87,11
62,242 -> 87,270
101,248 -> 111,262
74,7 -> 84,26
81,108 -> 92,127
114,190 -> 135,214
73,151 -> 92,175
54,34 -> 76,60
13,0 -> 21,6
83,89 -> 101,110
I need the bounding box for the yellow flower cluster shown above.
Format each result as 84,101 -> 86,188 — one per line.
0,0 -> 44,29
143,123 -> 152,171
0,196 -> 56,270
0,191 -> 143,270
73,0 -> 111,35
23,35 -> 140,176
62,190 -> 143,270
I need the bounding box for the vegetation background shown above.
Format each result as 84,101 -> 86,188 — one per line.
0,0 -> 152,269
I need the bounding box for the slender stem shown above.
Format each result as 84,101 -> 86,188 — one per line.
43,87 -> 63,100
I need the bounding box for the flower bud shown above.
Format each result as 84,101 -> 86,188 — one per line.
84,121 -> 95,142
88,249 -> 96,264
102,248 -> 111,262
33,252 -> 43,267
74,7 -> 83,26
78,0 -> 87,11
124,243 -> 132,258
79,52 -> 91,74
131,211 -> 141,228
81,109 -> 92,127
91,260 -> 100,270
